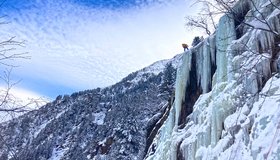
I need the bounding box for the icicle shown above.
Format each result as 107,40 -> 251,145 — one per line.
209,35 -> 216,65
201,38 -> 212,93
145,50 -> 193,160
192,36 -> 216,93
216,14 -> 236,83
174,50 -> 193,127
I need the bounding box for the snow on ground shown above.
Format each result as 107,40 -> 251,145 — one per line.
130,53 -> 182,84
93,112 -> 106,125
49,146 -> 69,160
249,76 -> 280,159
216,75 -> 280,160
33,109 -> 67,138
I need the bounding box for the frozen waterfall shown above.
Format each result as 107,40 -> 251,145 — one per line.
145,0 -> 280,159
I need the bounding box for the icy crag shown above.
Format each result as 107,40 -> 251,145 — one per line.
145,0 -> 280,159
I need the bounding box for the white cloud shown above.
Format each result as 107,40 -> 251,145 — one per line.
0,0 -> 202,97
3,86 -> 49,102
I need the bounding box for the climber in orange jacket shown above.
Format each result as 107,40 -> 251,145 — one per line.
182,43 -> 189,51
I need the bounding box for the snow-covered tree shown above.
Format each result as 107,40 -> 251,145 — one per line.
159,63 -> 176,99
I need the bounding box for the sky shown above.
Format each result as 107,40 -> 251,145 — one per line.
0,0 -> 201,100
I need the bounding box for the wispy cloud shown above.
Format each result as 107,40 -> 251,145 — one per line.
0,0 -> 201,99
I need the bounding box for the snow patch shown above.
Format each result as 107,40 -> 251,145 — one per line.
49,147 -> 68,160
93,112 -> 106,125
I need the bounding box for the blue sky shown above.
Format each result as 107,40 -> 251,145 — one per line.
0,0 -> 201,100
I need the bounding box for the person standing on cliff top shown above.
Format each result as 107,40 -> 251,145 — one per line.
182,43 -> 189,51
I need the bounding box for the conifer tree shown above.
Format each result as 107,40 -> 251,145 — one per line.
160,63 -> 176,98
192,36 -> 201,47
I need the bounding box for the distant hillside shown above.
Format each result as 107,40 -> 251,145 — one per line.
0,54 -> 181,160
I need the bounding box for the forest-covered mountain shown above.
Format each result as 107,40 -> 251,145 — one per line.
0,55 -> 181,160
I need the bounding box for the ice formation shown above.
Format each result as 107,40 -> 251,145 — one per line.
145,0 -> 280,159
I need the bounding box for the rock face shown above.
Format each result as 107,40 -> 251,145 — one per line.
145,0 -> 280,159
0,55 -> 181,160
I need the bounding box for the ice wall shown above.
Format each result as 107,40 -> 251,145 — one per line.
177,13 -> 239,159
145,35 -> 216,159
145,0 -> 280,159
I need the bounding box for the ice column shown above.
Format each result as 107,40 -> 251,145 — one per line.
145,50 -> 193,160
216,14 -> 236,83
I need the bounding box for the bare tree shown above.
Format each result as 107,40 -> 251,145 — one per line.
0,34 -> 43,122
185,15 -> 212,35
185,2 -> 217,35
193,0 -> 280,36
186,0 -> 280,98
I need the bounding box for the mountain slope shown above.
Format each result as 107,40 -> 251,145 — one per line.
0,54 -> 181,160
